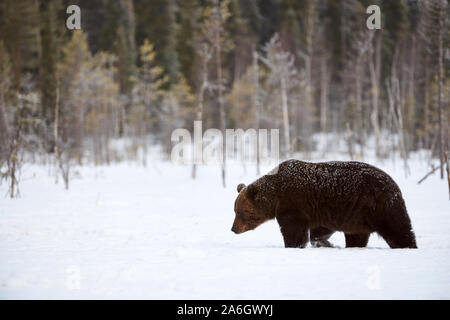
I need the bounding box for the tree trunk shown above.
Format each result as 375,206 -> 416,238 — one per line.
0,85 -> 9,161
355,55 -> 364,159
369,33 -> 381,157
407,35 -> 416,151
387,64 -> 409,175
281,76 -> 291,157
446,151 -> 450,199
8,102 -> 25,198
437,12 -> 444,179
214,0 -> 226,188
424,54 -> 430,150
54,85 -> 60,184
253,49 -> 260,175
192,45 -> 210,179
320,54 -> 328,154
303,0 -> 315,155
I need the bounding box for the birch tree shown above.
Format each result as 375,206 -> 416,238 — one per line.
260,33 -> 298,157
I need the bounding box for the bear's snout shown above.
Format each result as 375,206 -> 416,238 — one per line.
231,220 -> 246,234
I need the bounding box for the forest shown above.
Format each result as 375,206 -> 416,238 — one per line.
0,0 -> 448,194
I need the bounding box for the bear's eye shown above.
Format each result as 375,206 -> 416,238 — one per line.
237,211 -> 247,218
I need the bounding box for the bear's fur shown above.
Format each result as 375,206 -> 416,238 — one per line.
232,159 -> 417,249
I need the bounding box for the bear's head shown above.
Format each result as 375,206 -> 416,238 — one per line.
231,183 -> 271,234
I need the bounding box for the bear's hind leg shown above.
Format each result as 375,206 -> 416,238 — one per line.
310,227 -> 335,248
374,201 -> 417,249
345,233 -> 370,248
375,223 -> 417,248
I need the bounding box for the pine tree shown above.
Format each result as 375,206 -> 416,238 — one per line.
135,0 -> 179,86
116,0 -> 136,96
176,0 -> 201,89
227,0 -> 257,81
0,41 -> 11,163
58,30 -> 91,162
132,39 -> 167,149
0,0 -> 40,91
116,0 -> 137,136
39,0 -> 62,151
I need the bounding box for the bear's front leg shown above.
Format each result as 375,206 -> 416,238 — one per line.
277,216 -> 308,248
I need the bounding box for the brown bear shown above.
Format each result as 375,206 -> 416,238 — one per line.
231,159 -> 417,249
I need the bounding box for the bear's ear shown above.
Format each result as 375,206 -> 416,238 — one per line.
237,183 -> 246,193
246,184 -> 258,200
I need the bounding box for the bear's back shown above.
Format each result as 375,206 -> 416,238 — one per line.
274,159 -> 401,200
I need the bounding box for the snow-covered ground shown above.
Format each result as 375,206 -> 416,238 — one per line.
0,152 -> 449,299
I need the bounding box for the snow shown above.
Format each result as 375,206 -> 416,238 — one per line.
0,153 -> 449,299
